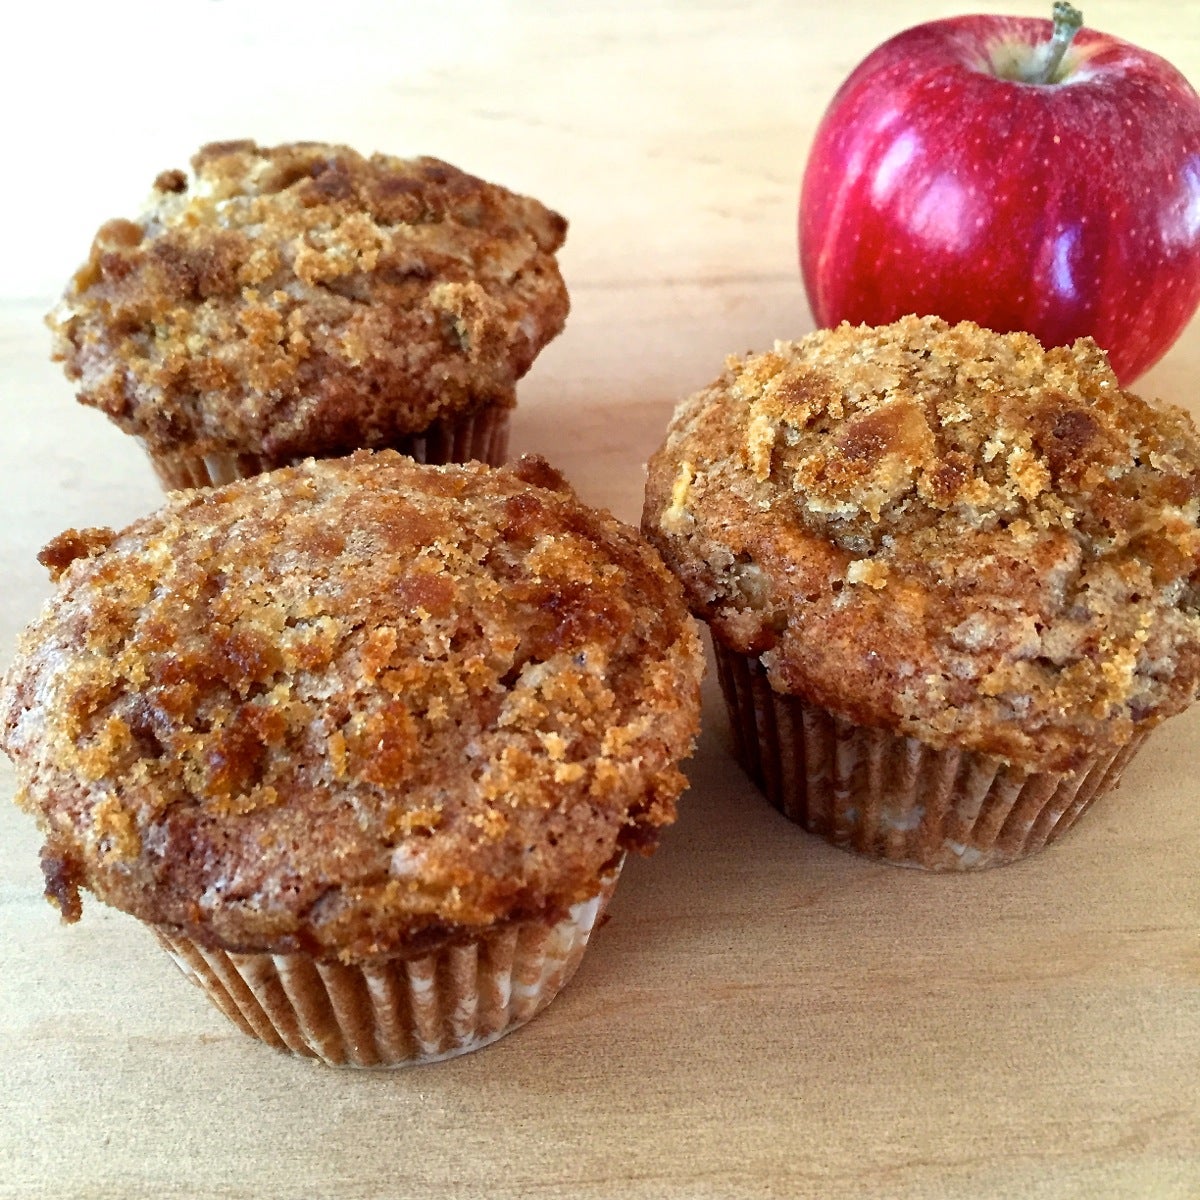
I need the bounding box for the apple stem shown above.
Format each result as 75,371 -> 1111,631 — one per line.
1033,3 -> 1084,84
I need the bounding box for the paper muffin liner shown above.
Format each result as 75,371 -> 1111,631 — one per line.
154,862 -> 620,1067
142,403 -> 511,490
714,643 -> 1147,870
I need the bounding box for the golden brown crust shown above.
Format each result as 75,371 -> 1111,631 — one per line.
48,141 -> 569,465
643,316 -> 1200,772
1,452 -> 702,962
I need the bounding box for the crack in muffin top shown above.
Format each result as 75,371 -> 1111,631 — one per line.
1,452 -> 702,962
48,140 -> 569,464
643,316 -> 1200,772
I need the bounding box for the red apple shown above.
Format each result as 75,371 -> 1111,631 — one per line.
799,4 -> 1200,384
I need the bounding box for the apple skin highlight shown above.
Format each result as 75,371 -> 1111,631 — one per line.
799,12 -> 1200,384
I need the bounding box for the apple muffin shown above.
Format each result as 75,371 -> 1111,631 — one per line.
0,452 -> 702,1065
643,315 -> 1200,869
48,140 -> 570,488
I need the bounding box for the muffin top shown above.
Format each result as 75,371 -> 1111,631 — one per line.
1,452 -> 701,962
643,316 -> 1200,772
48,140 -> 569,464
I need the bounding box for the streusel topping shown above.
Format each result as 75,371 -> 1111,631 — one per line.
2,453 -> 701,961
49,141 -> 569,464
644,316 -> 1200,771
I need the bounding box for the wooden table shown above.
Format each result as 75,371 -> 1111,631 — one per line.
2,3 -> 1198,1196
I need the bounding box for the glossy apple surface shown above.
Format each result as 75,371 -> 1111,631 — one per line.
799,12 -> 1200,384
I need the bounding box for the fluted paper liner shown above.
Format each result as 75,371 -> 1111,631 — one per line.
155,863 -> 620,1067
142,403 -> 511,490
714,644 -> 1147,870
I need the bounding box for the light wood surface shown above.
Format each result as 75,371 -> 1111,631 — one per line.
2,3 -> 1199,1197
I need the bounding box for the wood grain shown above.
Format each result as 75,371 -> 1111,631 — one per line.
1,3 -> 1198,1197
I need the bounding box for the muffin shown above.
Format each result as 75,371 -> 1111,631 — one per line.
643,316 -> 1200,870
48,140 -> 570,488
0,451 -> 702,1065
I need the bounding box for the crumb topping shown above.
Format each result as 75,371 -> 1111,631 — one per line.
643,316 -> 1200,771
1,452 -> 701,961
48,141 -> 569,464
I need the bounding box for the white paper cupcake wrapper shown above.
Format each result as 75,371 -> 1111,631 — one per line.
142,403 -> 511,490
155,862 -> 620,1067
714,643 -> 1147,870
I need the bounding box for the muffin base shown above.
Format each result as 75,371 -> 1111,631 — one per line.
155,864 -> 619,1067
143,402 -> 511,489
714,644 -> 1146,870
